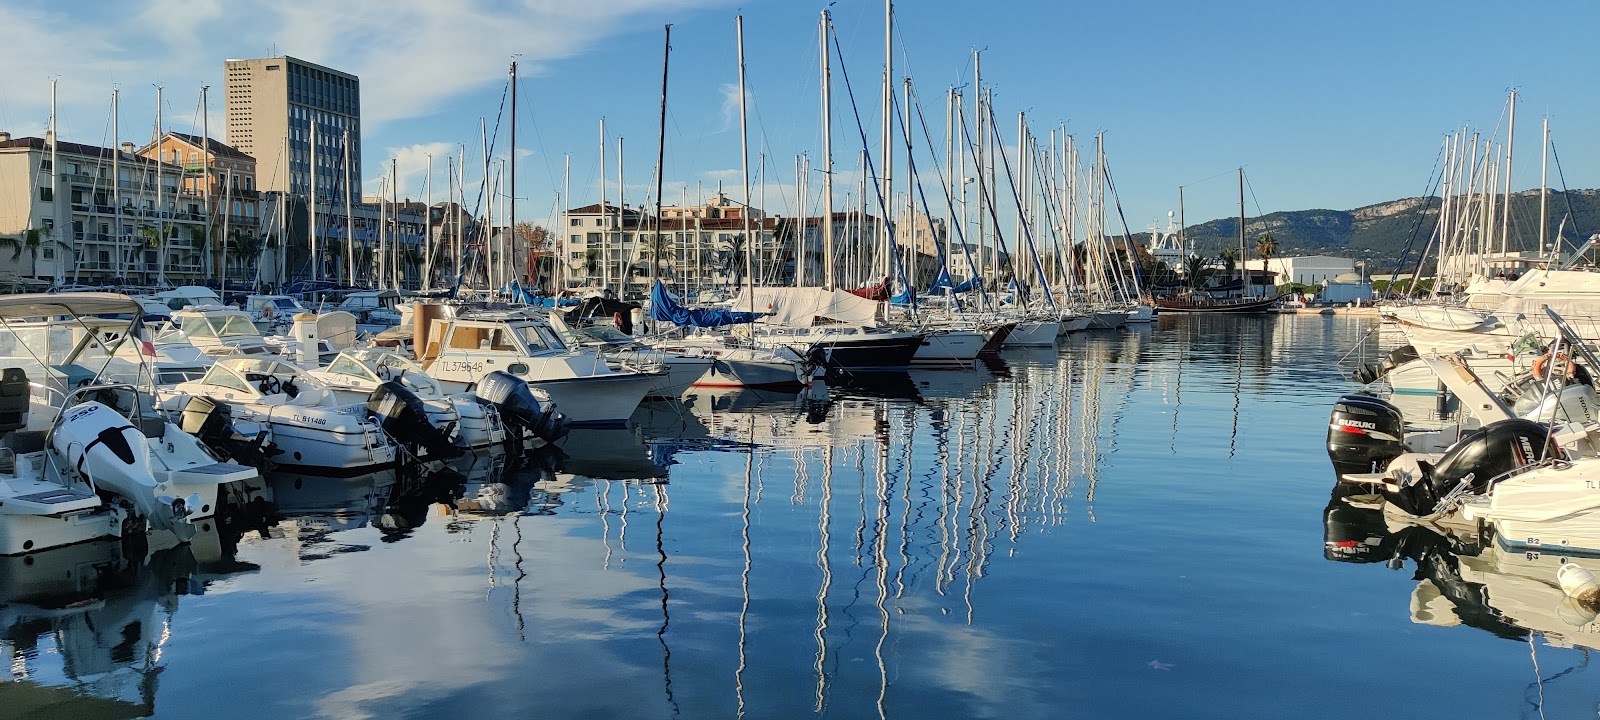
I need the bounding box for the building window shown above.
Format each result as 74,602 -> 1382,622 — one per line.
38,187 -> 52,201
569,218 -> 581,226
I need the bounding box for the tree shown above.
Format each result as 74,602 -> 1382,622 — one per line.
582,249 -> 602,282
0,226 -> 67,279
1220,247 -> 1238,280
1255,232 -> 1277,298
643,232 -> 674,279
1182,254 -> 1210,290
717,234 -> 749,286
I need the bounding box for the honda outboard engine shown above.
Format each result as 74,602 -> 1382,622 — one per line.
1512,382 -> 1600,425
1353,345 -> 1420,385
473,371 -> 569,443
1382,418 -> 1560,516
367,381 -> 464,461
179,395 -> 276,468
1328,394 -> 1406,476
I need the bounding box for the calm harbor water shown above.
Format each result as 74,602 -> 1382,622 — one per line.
5,314 -> 1596,719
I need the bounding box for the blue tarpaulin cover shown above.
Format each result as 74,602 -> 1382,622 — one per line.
649,281 -> 765,328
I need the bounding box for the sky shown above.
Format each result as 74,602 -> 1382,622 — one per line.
3,0 -> 1597,235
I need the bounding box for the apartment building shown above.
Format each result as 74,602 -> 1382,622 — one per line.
224,56 -> 360,207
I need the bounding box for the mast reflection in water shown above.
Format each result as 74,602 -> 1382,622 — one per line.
8,315 -> 1590,718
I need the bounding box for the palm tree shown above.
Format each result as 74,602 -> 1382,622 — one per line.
717,234 -> 749,286
232,232 -> 261,282
1255,232 -> 1277,297
643,233 -> 674,278
1182,254 -> 1210,291
0,226 -> 69,279
1220,247 -> 1238,282
582,249 -> 602,283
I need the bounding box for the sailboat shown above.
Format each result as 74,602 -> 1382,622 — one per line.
1155,168 -> 1281,313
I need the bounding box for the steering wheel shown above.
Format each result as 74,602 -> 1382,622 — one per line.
377,364 -> 394,382
259,376 -> 281,394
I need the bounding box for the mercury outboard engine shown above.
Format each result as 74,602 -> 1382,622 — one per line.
367,381 -> 464,461
178,395 -> 276,468
1353,345 -> 1420,385
1328,394 -> 1406,476
1382,418 -> 1559,516
473,371 -> 569,444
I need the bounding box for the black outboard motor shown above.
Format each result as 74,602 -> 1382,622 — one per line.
1382,418 -> 1560,516
367,381 -> 464,461
1353,345 -> 1420,385
473,371 -> 569,444
178,394 -> 277,467
1322,486 -> 1400,564
1327,394 -> 1406,476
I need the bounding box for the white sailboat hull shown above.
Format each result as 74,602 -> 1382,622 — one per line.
1004,322 -> 1061,347
526,373 -> 655,426
914,330 -> 985,364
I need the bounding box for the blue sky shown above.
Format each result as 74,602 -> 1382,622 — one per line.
3,0 -> 1596,234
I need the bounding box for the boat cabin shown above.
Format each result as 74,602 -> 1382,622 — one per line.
424,310 -> 618,385
316,349 -> 441,397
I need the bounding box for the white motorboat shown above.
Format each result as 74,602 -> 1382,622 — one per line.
651,336 -> 806,389
242,294 -> 309,334
335,289 -> 405,333
0,294 -> 264,549
164,356 -> 403,474
422,309 -> 658,426
306,348 -> 509,450
547,312 -> 715,399
134,285 -> 223,322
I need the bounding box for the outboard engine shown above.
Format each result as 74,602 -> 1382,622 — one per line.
53,401 -> 194,537
1322,487 -> 1399,564
1327,394 -> 1406,476
1382,418 -> 1560,516
367,381 -> 464,461
473,371 -> 569,443
1512,382 -> 1600,425
179,395 -> 276,468
1353,345 -> 1420,385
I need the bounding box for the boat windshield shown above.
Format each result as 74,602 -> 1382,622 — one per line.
188,315 -> 260,339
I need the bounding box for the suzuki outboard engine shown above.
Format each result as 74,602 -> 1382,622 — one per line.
1323,492 -> 1400,564
473,371 -> 569,443
1382,418 -> 1560,516
1328,394 -> 1406,476
367,381 -> 464,461
179,394 -> 276,468
1353,345 -> 1420,385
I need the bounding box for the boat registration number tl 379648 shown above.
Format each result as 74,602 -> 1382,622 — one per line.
439,360 -> 484,375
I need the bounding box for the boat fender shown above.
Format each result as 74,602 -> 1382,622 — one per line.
1534,351 -> 1576,381
1558,563 -> 1600,610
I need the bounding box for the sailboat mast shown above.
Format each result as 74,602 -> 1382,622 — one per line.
1539,116 -> 1550,261
201,84 -> 212,285
599,117 -> 607,288
509,60 -> 517,287
112,89 -> 122,285
310,118 -> 318,284
820,10 -> 834,289
879,0 -> 893,283
481,118 -> 491,291
344,130 -> 355,285
1238,167 -> 1247,297
423,152 -> 432,289
652,25 -> 671,292
560,153 -> 570,292
391,157 -> 399,289
618,136 -> 626,292
154,84 -> 166,287
1500,89 -> 1515,257
736,14 -> 753,305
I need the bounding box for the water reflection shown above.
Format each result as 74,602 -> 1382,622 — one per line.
24,315 -> 1553,718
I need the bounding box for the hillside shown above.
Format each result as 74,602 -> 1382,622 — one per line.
1135,189 -> 1600,270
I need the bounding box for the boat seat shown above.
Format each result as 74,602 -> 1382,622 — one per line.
5,430 -> 46,455
0,368 -> 28,433
139,416 -> 167,439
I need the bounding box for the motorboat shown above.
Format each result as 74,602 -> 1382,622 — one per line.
652,335 -> 807,389
242,294 -> 309,334
546,311 -> 715,399
421,309 -> 659,426
0,294 -> 262,549
164,356 -> 409,473
336,289 -> 405,333
134,285 -> 223,322
152,305 -> 357,368
1003,318 -> 1062,347
306,348 -> 511,450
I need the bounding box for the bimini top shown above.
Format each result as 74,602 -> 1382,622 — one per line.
0,292 -> 143,320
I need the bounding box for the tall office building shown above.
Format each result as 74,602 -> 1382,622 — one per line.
223,56 -> 360,208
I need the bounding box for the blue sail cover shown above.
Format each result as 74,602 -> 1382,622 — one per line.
649,281 -> 764,328
927,268 -> 978,295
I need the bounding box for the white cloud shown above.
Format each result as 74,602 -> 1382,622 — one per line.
717,82 -> 756,133
367,142 -> 455,199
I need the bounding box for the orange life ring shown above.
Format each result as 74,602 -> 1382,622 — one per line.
1533,351 -> 1576,380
